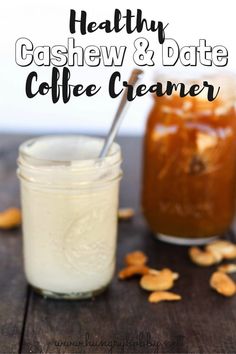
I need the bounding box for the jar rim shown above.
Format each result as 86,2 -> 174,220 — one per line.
17,135 -> 122,188
18,135 -> 121,169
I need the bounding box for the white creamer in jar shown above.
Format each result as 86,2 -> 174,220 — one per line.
17,135 -> 122,299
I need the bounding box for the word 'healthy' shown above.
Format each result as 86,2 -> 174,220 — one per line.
15,9 -> 229,103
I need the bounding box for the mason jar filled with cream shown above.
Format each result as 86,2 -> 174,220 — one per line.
17,135 -> 122,299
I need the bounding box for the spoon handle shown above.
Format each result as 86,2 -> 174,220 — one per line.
99,69 -> 143,159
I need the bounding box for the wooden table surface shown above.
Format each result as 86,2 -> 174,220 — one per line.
1,134 -> 236,354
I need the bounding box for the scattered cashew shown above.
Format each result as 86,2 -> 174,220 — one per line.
210,271 -> 236,297
125,251 -> 148,266
148,291 -> 182,303
0,208 -> 21,230
148,268 -> 179,280
217,264 -> 236,274
206,240 -> 236,260
119,250 -> 181,304
118,208 -> 134,221
118,265 -> 149,279
189,246 -> 218,266
140,268 -> 174,291
172,272 -> 179,280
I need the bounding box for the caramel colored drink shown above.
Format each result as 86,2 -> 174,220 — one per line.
142,87 -> 236,245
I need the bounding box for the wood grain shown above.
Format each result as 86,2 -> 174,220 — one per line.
0,135 -> 28,354
0,135 -> 236,354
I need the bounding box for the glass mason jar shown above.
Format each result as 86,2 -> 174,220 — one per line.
142,76 -> 236,245
17,135 -> 122,299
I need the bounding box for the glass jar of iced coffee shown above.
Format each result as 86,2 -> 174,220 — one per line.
142,76 -> 236,245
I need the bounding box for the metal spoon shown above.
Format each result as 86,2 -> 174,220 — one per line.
99,69 -> 143,158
